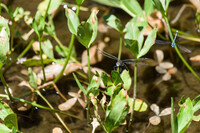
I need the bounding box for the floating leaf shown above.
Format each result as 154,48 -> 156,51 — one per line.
149,116 -> 161,125
150,104 -> 160,116
159,107 -> 171,116
58,98 -> 77,111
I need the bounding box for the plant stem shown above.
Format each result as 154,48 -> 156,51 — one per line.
164,17 -> 200,82
44,0 -> 51,19
53,5 -> 80,83
38,36 -> 46,82
53,35 -> 78,63
87,48 -> 91,82
118,33 -> 123,60
129,64 -> 137,125
0,64 -> 12,101
0,94 -> 80,119
3,39 -> 34,74
53,34 -> 75,83
36,90 -> 71,133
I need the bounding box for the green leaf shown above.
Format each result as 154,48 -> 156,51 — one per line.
87,75 -> 100,96
111,71 -> 123,86
87,10 -> 98,47
129,98 -> 148,112
137,27 -> 157,58
32,13 -> 45,36
104,14 -> 123,33
0,123 -> 12,133
0,25 -> 10,63
41,39 -> 54,59
171,98 -> 177,133
152,0 -> 165,16
176,98 -> 193,133
120,70 -> 131,90
22,58 -> 53,66
192,95 -> 200,113
105,89 -> 129,132
91,0 -> 121,8
0,17 -> 10,37
193,115 -> 200,122
124,21 -> 144,51
38,0 -> 64,16
124,39 -> 139,57
0,100 -> 13,121
4,113 -> 18,130
28,68 -> 38,90
101,72 -> 113,87
76,0 -> 84,6
73,73 -> 87,95
44,16 -> 56,37
77,22 -> 93,48
144,0 -> 154,17
121,0 -> 143,17
65,8 -> 80,35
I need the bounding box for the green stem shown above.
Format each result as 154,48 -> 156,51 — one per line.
44,0 -> 51,19
0,94 -> 79,119
3,39 -> 34,74
36,90 -> 71,133
53,5 -> 80,83
53,35 -> 78,63
118,33 -> 123,60
38,36 -> 46,82
129,64 -> 137,125
0,64 -> 12,101
53,34 -> 75,83
164,17 -> 200,81
87,48 -> 91,82
9,24 -> 14,59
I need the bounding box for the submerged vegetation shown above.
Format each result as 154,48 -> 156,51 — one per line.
0,0 -> 200,132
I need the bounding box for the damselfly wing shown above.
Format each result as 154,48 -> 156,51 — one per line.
97,48 -> 147,72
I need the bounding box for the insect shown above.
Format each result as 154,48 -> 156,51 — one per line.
97,48 -> 147,73
155,30 -> 191,53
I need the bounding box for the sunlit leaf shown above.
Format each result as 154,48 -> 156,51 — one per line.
28,68 -> 38,90
0,123 -> 12,133
105,89 -> 129,132
77,22 -> 93,48
4,113 -> 18,130
0,100 -> 13,121
65,8 -> 80,35
41,39 -> 54,59
120,70 -> 131,90
38,0 -> 64,16
177,98 -> 193,133
22,58 -> 53,66
129,98 -> 148,112
124,39 -> 139,57
138,27 -> 157,58
144,0 -> 154,17
104,14 -> 123,33
76,0 -> 84,6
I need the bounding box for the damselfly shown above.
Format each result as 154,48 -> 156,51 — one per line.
97,48 -> 147,72
155,30 -> 192,53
